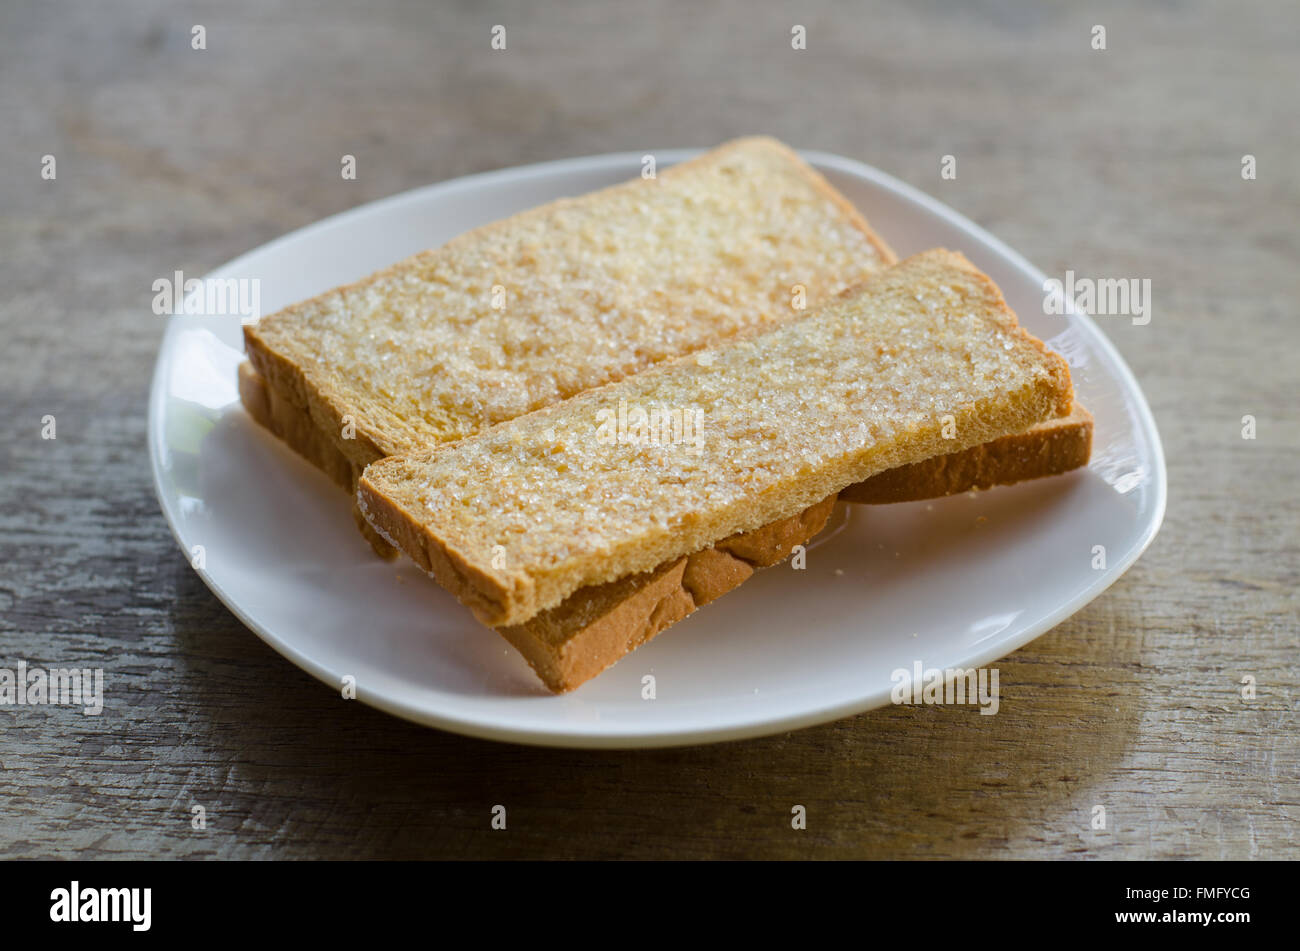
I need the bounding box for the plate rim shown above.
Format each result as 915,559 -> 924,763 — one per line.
147,147 -> 1168,749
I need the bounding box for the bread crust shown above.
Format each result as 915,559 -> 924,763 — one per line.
239,362 -> 397,558
496,496 -> 838,692
841,404 -> 1093,503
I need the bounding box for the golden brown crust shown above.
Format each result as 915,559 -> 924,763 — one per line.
840,404 -> 1093,503
497,561 -> 694,693
681,547 -> 754,607
239,361 -> 397,558
354,481 -> 520,617
238,361 -> 355,489
496,496 -> 837,692
244,331 -> 391,468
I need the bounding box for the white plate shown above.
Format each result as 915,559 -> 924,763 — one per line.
148,149 -> 1166,748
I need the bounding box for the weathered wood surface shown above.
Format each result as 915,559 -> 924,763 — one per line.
1,0 -> 1295,859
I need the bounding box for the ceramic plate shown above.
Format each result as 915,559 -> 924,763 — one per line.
148,148 -> 1166,747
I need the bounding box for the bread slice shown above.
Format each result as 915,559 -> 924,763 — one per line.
243,136 -> 895,471
358,250 -> 1075,628
242,362 -> 1090,691
495,405 -> 1092,692
240,360 -> 1090,557
841,403 -> 1093,503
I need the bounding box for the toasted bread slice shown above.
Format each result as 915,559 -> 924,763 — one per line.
241,365 -> 1090,691
244,358 -> 1092,513
359,250 -> 1074,628
496,406 -> 1092,692
243,136 -> 895,470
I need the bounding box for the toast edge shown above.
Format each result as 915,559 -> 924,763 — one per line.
497,495 -> 838,693
840,404 -> 1093,503
239,361 -> 398,558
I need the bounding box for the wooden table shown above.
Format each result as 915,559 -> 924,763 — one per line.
2,0 -> 1295,859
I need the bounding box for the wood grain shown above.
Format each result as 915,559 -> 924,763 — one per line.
0,0 -> 1296,859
